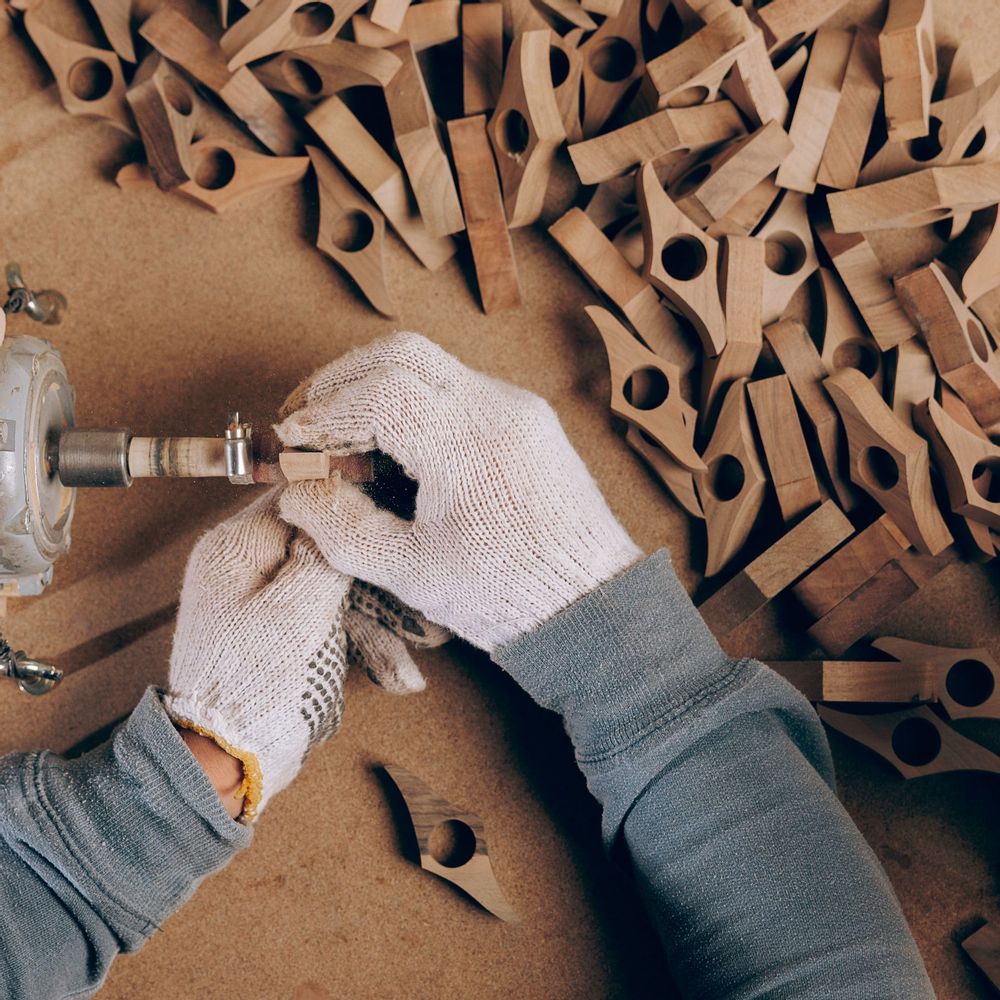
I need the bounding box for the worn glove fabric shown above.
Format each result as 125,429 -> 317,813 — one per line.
277,331 -> 642,652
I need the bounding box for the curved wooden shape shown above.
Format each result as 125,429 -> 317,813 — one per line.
879,0 -> 936,143
873,636 -> 1000,721
585,305 -> 703,472
695,378 -> 767,576
887,337 -> 936,429
626,425 -> 704,519
487,30 -> 566,228
824,367 -> 952,555
768,659 -> 937,703
578,0 -> 644,136
941,205 -> 1000,307
750,0 -> 850,54
462,2 -> 503,114
382,764 -> 519,922
818,705 -> 1000,779
307,146 -> 396,317
253,41 -> 403,98
720,27 -> 789,128
815,268 -> 884,396
754,190 -> 818,326
91,0 -> 135,63
352,0 -> 460,50
549,27 -> 585,143
370,0 -> 413,32
24,12 -> 134,136
638,162 -> 726,357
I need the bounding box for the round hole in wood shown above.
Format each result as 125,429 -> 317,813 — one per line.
909,116 -> 944,161
163,77 -> 193,116
284,58 -> 324,96
967,319 -> 990,362
963,126 -> 987,159
291,1 -> 335,36
623,366 -> 670,409
496,109 -> 530,155
667,85 -> 710,108
331,210 -> 374,252
707,454 -> 745,501
971,457 -> 1000,503
832,339 -> 879,378
68,59 -> 113,102
859,446 -> 899,491
660,235 -> 707,281
945,659 -> 995,707
890,716 -> 941,767
549,45 -> 570,88
764,231 -> 807,275
673,162 -> 711,196
194,147 -> 237,190
920,29 -> 935,76
588,37 -> 636,82
428,819 -> 477,868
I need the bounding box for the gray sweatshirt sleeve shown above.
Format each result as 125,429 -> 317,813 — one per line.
495,550 -> 934,1000
0,687 -> 252,1000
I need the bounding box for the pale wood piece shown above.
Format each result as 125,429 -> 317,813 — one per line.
371,0 -> 413,32
352,1 -> 461,50
637,162 -> 726,357
962,923 -> 1000,991
705,173 -> 781,238
500,0 -> 550,41
750,0 -> 850,54
873,636 -> 1000,721
894,262 -> 1000,433
175,140 -> 309,214
384,43 -> 464,238
382,764 -> 518,922
792,513 -> 911,619
126,55 -> 199,191
773,42 -> 809,92
879,0 -> 936,143
825,368 -> 952,554
486,30 -> 566,228
549,208 -> 697,372
220,0 -> 368,71
755,191 -> 819,326
568,102 -> 744,185
277,451 -> 332,480
775,28 -> 852,194
307,96 -> 456,270
447,115 -> 522,315
307,145 -> 396,317
253,42 -> 403,98
549,28 -> 585,143
814,218 -> 917,351
90,0 -> 135,63
940,205 -> 1000,307
695,379 -> 768,576
585,305 -> 704,471
815,268 -> 884,396
625,425 -> 704,519
816,29 -> 881,190
972,285 -> 1000,344
748,375 -> 821,523
828,163 -> 1000,233
672,121 -> 792,229
139,8 -> 299,156
698,499 -> 854,635
818,705 -> 1000,778
721,28 -> 789,128
913,397 -> 1000,528
583,0 -> 622,15
578,0 -> 644,136
765,318 -> 857,511
534,0 -> 595,31
768,659 -> 937,703
887,337 -> 937,428
462,3 -> 504,115
24,12 -> 134,136
582,174 -> 636,230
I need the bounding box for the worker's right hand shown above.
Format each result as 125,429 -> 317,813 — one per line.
277,332 -> 642,654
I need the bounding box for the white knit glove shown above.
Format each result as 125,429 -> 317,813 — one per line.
164,489 -> 447,820
276,332 -> 642,653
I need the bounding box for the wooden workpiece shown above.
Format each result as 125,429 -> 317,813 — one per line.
706,174 -> 781,239
940,205 -> 1000,307
307,96 -> 456,270
462,3 -> 503,114
352,0 -> 461,49
578,0 -> 644,136
754,191 -> 819,325
567,102 -> 744,185
721,28 -> 789,129
767,659 -> 937,703
748,375 -> 821,524
370,0 -> 413,32
307,146 -> 396,317
962,923 -> 1000,992
879,0 -> 936,143
637,162 -> 726,357
695,379 -> 768,576
814,268 -> 884,395
382,764 -> 518,922
384,43 -> 464,238
24,12 -> 134,136
487,30 -> 566,228
887,337 -> 937,428
873,636 -> 1000,720
447,115 -> 522,315
549,28 -> 586,144
895,262 -> 1000,434
253,42 -> 403,98
585,305 -> 703,471
90,0 -> 135,63
818,705 -> 1000,779
625,425 -> 704,519
749,0 -> 850,54
698,499 -> 853,635
775,27 -> 853,194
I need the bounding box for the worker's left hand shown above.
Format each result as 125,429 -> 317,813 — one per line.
164,489 -> 447,821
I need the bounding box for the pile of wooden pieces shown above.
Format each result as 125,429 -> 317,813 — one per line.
7,0 -> 1000,778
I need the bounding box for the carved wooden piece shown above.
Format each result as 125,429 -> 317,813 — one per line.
90,0 -> 135,63
382,764 -> 518,922
721,28 -> 789,128
962,924 -> 1000,992
706,174 -> 781,238
818,705 -> 1000,778
462,3 -> 504,114
768,660 -> 937,703
371,0 -> 413,32
755,191 -> 819,325
879,0 -> 936,142
698,500 -> 854,635
253,42 -> 403,98
308,96 -> 456,270
750,0 -> 851,54
549,28 -> 586,143
626,425 -> 704,519
814,268 -> 884,396
307,146 -> 396,317
578,0 -> 644,136
887,337 -> 936,428
941,205 -> 1000,307
447,115 -> 522,314
352,1 -> 461,49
